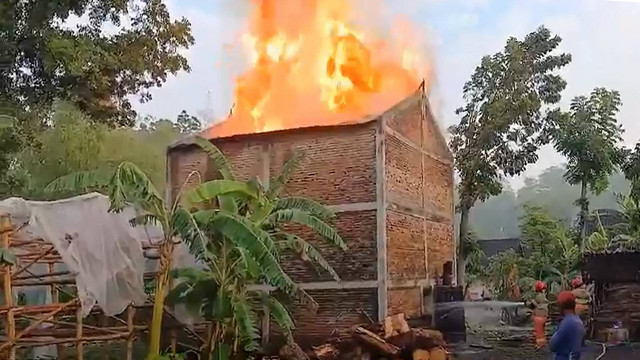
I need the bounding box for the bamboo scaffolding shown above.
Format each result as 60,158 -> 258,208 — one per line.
0,214 -> 205,359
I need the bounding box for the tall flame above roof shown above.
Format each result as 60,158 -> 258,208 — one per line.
204,0 -> 431,139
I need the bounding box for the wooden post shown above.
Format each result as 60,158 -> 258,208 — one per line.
126,306 -> 136,360
1,215 -> 16,360
49,262 -> 65,359
76,307 -> 83,360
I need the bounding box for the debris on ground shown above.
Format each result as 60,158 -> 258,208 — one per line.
276,313 -> 452,360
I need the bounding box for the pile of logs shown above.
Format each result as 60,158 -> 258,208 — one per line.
277,313 -> 451,360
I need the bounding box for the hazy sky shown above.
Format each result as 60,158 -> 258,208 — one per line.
132,0 -> 640,188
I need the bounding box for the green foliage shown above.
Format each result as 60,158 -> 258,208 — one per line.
449,26 -> 571,282
585,214 -> 611,253
550,88 -> 625,247
7,103 -> 195,199
552,88 -> 625,192
622,142 -> 640,203
481,207 -> 580,300
168,137 -> 346,356
46,159 -> 205,358
520,206 -> 579,289
467,166 -> 630,239
1,0 -> 193,126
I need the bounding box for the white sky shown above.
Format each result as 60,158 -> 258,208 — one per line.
130,0 -> 640,189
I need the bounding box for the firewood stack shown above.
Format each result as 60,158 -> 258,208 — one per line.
277,313 -> 451,360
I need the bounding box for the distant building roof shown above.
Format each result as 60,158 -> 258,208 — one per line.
478,238 -> 525,258
584,208 -> 626,236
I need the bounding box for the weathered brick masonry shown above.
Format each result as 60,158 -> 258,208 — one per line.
167,86 -> 454,345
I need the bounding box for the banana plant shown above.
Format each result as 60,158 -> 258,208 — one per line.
168,137 -> 346,358
46,161 -> 256,359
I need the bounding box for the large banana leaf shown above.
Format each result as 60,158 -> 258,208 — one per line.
209,213 -> 303,299
274,196 -> 335,220
266,151 -> 305,199
172,208 -> 218,265
184,179 -> 258,206
45,168 -> 114,193
268,209 -> 347,251
232,294 -> 261,351
261,293 -> 295,341
194,136 -> 235,180
278,234 -> 341,282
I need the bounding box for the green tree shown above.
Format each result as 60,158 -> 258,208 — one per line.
45,162 -> 255,359
519,206 -> 579,290
16,104 -> 182,198
551,88 -> 625,249
0,0 -> 193,127
622,142 -> 640,203
169,139 -> 346,357
449,26 -> 571,283
176,110 -> 203,134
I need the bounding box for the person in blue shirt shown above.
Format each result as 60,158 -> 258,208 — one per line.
550,291 -> 585,360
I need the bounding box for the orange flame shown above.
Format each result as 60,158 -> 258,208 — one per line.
207,0 -> 430,138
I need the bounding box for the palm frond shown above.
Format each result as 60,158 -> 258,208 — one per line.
267,151 -> 305,199
210,213 -> 299,297
184,179 -> 258,207
108,161 -> 165,214
45,168 -> 113,193
172,208 -> 216,265
218,195 -> 239,213
129,214 -> 160,227
249,200 -> 274,224
274,197 -> 335,220
167,269 -> 218,316
194,136 -> 235,180
231,294 -> 261,352
268,209 -> 347,251
261,294 -> 294,341
235,247 -> 260,279
278,234 -> 341,282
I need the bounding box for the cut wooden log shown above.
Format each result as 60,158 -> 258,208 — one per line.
429,347 -> 448,360
413,349 -> 431,360
351,326 -> 400,357
384,313 -> 410,338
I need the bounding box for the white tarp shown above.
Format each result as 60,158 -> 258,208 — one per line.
0,192 -> 165,317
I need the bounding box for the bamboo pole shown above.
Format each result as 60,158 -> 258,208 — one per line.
48,263 -> 66,360
1,215 -> 16,360
76,306 -> 83,360
126,306 -> 135,360
11,246 -> 56,279
0,298 -> 79,352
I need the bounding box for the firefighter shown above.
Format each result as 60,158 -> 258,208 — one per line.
571,277 -> 590,318
526,281 -> 549,348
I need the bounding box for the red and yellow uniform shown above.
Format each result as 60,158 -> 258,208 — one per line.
529,281 -> 549,348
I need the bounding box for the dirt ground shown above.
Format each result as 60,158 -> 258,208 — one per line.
452,342 -> 640,360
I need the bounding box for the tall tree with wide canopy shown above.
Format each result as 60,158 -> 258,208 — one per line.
551,88 -> 625,249
449,26 -> 571,284
0,0 -> 194,127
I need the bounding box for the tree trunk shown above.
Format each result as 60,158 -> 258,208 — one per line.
579,180 -> 588,252
457,206 -> 470,286
147,241 -> 174,359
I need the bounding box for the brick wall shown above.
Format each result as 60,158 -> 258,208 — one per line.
269,288 -> 378,347
169,123 -> 379,282
383,92 -> 454,310
388,288 -> 422,317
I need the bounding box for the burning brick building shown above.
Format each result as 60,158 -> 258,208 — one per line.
167,86 -> 455,345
